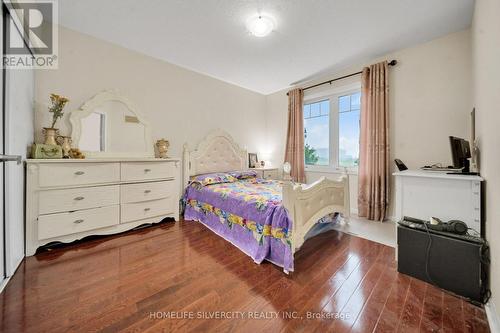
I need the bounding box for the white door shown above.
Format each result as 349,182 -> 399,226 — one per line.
1,3 -> 35,285
4,57 -> 34,276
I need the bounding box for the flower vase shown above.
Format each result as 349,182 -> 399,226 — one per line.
43,127 -> 59,145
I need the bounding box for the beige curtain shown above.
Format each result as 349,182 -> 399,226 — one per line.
358,61 -> 390,221
284,88 -> 306,183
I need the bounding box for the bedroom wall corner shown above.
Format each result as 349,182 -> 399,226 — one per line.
472,0 -> 500,322
264,89 -> 288,169
263,29 -> 472,218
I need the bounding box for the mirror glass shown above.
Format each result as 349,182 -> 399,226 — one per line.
79,112 -> 105,152
78,100 -> 148,154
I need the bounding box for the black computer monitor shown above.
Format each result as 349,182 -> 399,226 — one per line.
449,136 -> 471,172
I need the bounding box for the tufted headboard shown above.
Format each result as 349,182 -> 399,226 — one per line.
182,129 -> 247,187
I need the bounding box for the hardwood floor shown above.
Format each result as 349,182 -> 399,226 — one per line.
0,220 -> 490,332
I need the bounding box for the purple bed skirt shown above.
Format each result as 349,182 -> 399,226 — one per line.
184,205 -> 294,271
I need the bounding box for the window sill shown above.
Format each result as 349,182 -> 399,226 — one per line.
305,167 -> 358,176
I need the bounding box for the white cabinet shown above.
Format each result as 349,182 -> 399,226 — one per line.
38,205 -> 120,240
393,170 -> 483,234
37,162 -> 120,187
120,181 -> 175,204
253,167 -> 280,180
121,197 -> 175,223
38,185 -> 120,214
121,161 -> 177,182
26,158 -> 181,255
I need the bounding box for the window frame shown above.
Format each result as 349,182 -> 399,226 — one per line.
303,83 -> 361,174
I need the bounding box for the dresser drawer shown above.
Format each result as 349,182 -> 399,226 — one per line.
121,180 -> 175,204
121,162 -> 176,182
38,205 -> 119,240
121,197 -> 175,223
263,169 -> 279,180
38,163 -> 120,187
39,185 -> 119,215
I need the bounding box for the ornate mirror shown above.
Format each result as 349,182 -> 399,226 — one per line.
70,90 -> 154,158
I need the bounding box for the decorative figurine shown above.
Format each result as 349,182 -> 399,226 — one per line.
156,138 -> 170,158
56,135 -> 72,158
69,148 -> 85,159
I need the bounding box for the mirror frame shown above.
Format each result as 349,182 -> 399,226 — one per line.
69,90 -> 154,158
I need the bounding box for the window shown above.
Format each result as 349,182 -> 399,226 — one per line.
303,88 -> 361,171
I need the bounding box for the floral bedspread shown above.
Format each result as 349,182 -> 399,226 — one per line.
183,178 -> 294,271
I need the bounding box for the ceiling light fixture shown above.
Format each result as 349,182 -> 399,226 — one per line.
246,14 -> 275,37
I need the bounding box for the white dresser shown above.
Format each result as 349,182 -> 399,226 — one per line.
393,170 -> 483,234
26,158 -> 181,255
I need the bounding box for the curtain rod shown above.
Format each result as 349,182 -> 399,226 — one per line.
287,59 -> 397,96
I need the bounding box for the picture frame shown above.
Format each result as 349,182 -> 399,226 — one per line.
248,153 -> 258,168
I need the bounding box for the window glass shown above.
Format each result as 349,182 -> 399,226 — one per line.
351,92 -> 361,110
304,100 -> 329,166
339,95 -> 351,112
339,92 -> 361,167
303,104 -> 311,118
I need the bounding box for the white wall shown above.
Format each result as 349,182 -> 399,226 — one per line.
35,26 -> 267,159
265,29 -> 472,217
472,0 -> 500,321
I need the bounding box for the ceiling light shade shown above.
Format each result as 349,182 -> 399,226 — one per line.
246,14 -> 275,37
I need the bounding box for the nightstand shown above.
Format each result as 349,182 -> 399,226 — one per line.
252,167 -> 280,180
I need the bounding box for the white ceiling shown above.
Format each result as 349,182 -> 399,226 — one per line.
58,0 -> 474,95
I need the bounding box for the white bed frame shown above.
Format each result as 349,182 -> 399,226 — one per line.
183,129 -> 350,269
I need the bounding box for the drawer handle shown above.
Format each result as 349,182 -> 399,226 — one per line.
144,208 -> 151,212
144,168 -> 152,173
74,171 -> 85,176
144,190 -> 151,194
74,219 -> 84,224
74,196 -> 85,201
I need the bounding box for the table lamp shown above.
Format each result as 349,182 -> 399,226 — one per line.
283,162 -> 292,181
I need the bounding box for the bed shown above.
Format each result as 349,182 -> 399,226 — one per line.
182,129 -> 350,273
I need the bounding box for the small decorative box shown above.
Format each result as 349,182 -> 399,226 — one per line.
31,144 -> 63,159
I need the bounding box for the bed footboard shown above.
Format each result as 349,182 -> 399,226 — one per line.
282,176 -> 350,254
